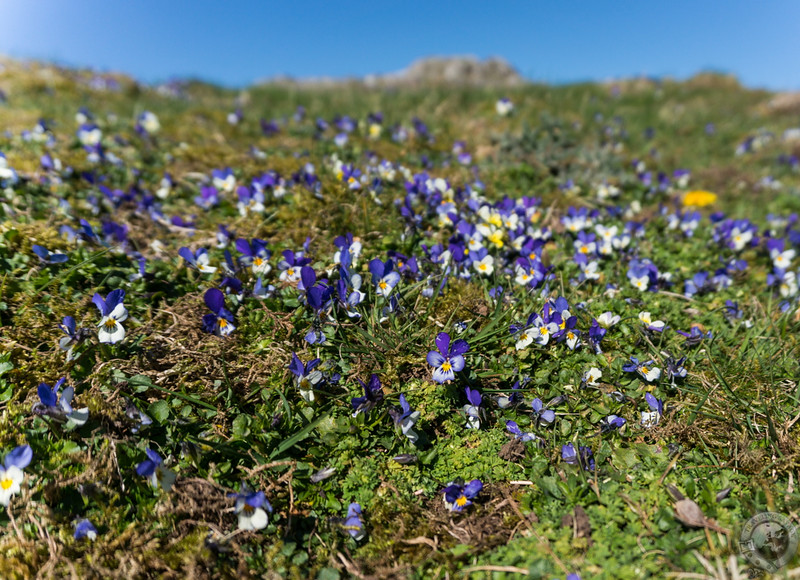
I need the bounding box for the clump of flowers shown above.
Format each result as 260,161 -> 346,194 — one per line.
289,353 -> 322,403
351,374 -> 384,417
73,519 -> 98,541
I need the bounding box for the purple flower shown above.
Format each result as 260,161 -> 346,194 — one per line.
32,244 -> 68,264
427,332 -> 469,383
92,289 -> 128,344
351,374 -> 384,416
289,353 -> 322,403
73,518 -> 98,541
202,288 -> 235,336
463,387 -> 482,429
178,247 -> 217,274
235,238 -> 272,274
344,503 -> 365,540
642,392 -> 664,428
622,356 -> 661,382
389,394 -> 421,444
532,398 -> 555,426
136,449 -> 176,491
228,484 -> 272,531
561,443 -> 595,471
33,378 -> 88,427
368,258 -> 401,297
506,420 -> 538,443
442,479 -> 482,511
603,415 -> 626,431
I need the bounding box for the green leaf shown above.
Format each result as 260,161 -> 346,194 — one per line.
232,414 -> 251,439
148,400 -> 170,423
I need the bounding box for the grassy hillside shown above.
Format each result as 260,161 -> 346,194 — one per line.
0,58 -> 799,578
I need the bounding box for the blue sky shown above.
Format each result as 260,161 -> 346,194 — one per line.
1,0 -> 799,90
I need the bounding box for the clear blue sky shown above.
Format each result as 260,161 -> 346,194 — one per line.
1,0 -> 799,90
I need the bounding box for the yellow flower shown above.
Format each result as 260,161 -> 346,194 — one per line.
682,190 -> 717,207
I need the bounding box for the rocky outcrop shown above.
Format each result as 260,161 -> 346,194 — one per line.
258,56 -> 524,88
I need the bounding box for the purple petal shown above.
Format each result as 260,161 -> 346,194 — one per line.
426,351 -> 445,367
449,339 -> 470,357
91,293 -> 107,316
204,288 -> 224,314
463,479 -> 483,498
145,448 -> 162,465
449,355 -> 465,372
38,383 -> 57,407
435,332 -> 451,356
4,445 -> 32,470
368,258 -> 385,283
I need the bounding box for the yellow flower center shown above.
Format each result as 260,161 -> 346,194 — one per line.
379,281 -> 388,290
479,264 -> 487,271
682,190 -> 717,208
0,479 -> 12,490
456,495 -> 467,507
254,257 -> 263,267
103,319 -> 117,329
218,318 -> 228,329
287,268 -> 294,277
441,361 -> 452,372
641,366 -> 649,374
540,327 -> 548,335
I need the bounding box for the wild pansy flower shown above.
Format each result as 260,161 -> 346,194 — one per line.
289,353 -> 322,403
427,332 -> 469,384
135,111 -> 160,135
389,394 -> 421,444
641,392 -> 664,428
77,123 -> 102,147
602,415 -> 626,432
561,443 -> 595,471
677,326 -> 712,347
92,289 -> 128,344
252,277 -> 275,300
638,311 -> 666,332
344,503 -> 366,540
462,387 -> 482,429
472,249 -> 494,276
496,97 -> 513,116
596,312 -> 620,327
236,238 -> 272,275
0,445 -> 32,506
351,374 -> 384,417
178,247 -> 217,274
527,314 -> 559,347
73,519 -> 98,541
664,356 -> 688,385
194,185 -> 220,210
229,484 -> 272,531
58,315 -> 88,359
237,186 -> 265,216
494,379 -> 523,409
442,479 -> 482,512
368,258 -> 400,298
506,420 -> 539,443
278,249 -> 311,283
589,320 -> 608,354
202,288 -> 235,336
33,378 -> 89,428
622,356 -> 661,382
582,367 -> 602,387
136,449 -> 176,491
125,398 -> 153,433
531,398 -> 555,426
32,244 -> 68,264
211,168 -> 236,193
